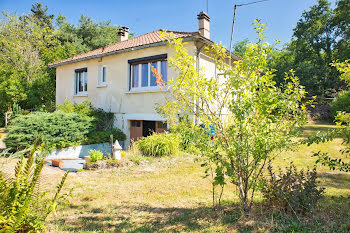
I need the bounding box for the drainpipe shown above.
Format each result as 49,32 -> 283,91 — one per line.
195,43 -> 205,125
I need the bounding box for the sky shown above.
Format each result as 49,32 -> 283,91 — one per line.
0,0 -> 337,48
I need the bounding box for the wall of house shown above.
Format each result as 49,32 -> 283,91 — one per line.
56,42 -> 199,148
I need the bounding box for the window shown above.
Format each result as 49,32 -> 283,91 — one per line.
131,120 -> 141,127
129,54 -> 167,91
158,121 -> 167,129
98,65 -> 107,86
74,68 -> 87,95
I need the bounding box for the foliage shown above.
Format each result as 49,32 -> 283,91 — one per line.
56,14 -> 131,55
0,2 -> 131,127
306,111 -> 350,172
57,99 -> 116,131
4,112 -> 93,150
232,39 -> 249,58
269,0 -> 350,97
0,150 -> 69,232
159,20 -> 308,213
88,149 -> 104,163
262,163 -> 324,214
85,128 -> 126,145
134,133 -> 181,157
307,60 -> 350,171
330,90 -> 350,117
170,118 -> 199,152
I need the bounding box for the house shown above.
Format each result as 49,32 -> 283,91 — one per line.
49,12 -> 240,148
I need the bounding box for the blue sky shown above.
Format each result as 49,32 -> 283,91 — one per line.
0,0 -> 337,48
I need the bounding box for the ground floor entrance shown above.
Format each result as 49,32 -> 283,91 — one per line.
130,120 -> 167,143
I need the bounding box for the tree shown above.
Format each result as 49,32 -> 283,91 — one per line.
232,39 -> 249,58
56,14 -> 129,54
159,20 -> 308,213
270,0 -> 350,97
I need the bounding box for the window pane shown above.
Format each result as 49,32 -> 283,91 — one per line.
84,72 -> 88,92
78,72 -> 83,92
132,65 -> 139,88
141,63 -> 148,87
102,67 -> 106,82
150,62 -> 158,86
161,60 -> 167,83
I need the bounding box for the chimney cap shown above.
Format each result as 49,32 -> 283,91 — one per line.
197,11 -> 210,21
121,26 -> 129,32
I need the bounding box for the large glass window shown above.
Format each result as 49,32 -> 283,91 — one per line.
75,68 -> 87,95
130,59 -> 167,91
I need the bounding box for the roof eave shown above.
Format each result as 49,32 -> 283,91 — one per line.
48,35 -> 240,68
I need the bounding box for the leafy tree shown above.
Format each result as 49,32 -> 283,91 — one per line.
0,11 -> 69,126
159,20 -> 308,213
232,39 -> 249,58
56,14 -> 130,54
270,0 -> 350,97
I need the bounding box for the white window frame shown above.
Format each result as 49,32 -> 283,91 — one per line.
97,65 -> 107,87
129,60 -> 166,92
74,69 -> 88,96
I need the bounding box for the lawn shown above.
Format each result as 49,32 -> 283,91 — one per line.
1,123 -> 350,232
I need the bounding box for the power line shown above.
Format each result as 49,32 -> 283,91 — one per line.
229,0 -> 269,65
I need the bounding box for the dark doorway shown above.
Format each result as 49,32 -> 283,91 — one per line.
142,121 -> 156,137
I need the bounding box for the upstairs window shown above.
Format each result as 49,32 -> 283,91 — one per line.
74,68 -> 88,95
98,65 -> 107,86
128,54 -> 167,91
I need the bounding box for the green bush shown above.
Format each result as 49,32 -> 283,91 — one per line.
170,120 -> 198,152
57,99 -> 115,131
0,151 -> 69,232
89,149 -> 104,162
134,133 -> 180,157
261,163 -> 324,214
330,90 -> 350,118
4,112 -> 93,150
85,128 -> 126,145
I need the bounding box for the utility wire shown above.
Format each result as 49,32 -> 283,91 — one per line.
229,0 -> 269,65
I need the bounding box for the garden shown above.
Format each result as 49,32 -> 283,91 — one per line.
1,1 -> 350,232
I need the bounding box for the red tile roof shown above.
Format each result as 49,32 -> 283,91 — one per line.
49,30 -> 200,67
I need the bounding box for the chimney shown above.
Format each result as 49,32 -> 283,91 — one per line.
117,26 -> 129,42
197,11 -> 210,39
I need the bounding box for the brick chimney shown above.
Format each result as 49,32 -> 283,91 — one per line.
117,26 -> 129,42
197,11 -> 210,39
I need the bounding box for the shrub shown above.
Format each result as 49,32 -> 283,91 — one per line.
261,163 -> 324,214
170,120 -> 198,152
134,132 -> 180,157
89,149 -> 104,162
85,128 -> 126,145
0,150 -> 69,232
4,112 -> 93,150
330,90 -> 350,118
57,99 -> 115,131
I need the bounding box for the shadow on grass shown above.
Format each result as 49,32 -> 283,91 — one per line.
50,197 -> 350,233
51,204 -> 247,232
318,172 -> 350,191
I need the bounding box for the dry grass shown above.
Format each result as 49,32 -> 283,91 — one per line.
1,123 -> 350,232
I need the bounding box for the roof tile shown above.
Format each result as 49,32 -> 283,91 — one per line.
49,30 -> 198,67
